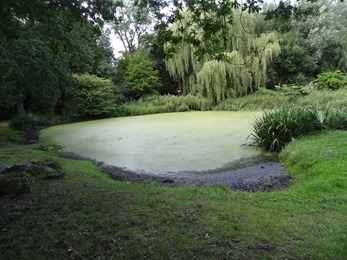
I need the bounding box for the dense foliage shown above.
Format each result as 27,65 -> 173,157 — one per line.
165,10 -> 280,103
315,70 -> 347,90
0,0 -> 118,118
124,48 -> 161,99
64,74 -> 115,118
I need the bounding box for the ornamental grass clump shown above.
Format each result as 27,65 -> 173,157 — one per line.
250,105 -> 322,152
321,104 -> 347,130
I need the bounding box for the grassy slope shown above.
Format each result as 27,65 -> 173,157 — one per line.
0,128 -> 346,259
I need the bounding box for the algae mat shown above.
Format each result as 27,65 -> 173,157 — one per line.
41,111 -> 261,174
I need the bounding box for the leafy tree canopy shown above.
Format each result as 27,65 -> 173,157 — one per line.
139,0 -> 339,60
165,9 -> 280,103
0,0 -> 119,116
124,48 -> 162,99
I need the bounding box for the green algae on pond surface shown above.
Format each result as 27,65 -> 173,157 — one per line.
41,111 -> 262,174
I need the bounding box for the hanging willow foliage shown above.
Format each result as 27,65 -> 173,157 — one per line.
165,10 -> 281,104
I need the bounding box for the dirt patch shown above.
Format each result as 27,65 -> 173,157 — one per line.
59,151 -> 292,192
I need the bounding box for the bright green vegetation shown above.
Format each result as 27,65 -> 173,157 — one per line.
1,127 -> 347,258
41,111 -> 261,173
315,70 -> 347,90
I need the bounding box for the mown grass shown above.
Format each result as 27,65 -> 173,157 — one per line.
1,126 -> 346,258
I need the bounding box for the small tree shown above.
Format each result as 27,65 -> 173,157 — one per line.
65,74 -> 115,118
124,48 -> 161,99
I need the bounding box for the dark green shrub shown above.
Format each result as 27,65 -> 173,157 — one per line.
250,105 -> 322,152
65,74 -> 115,118
315,70 -> 347,90
9,113 -> 39,131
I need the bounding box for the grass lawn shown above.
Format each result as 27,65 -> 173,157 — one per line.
0,125 -> 346,259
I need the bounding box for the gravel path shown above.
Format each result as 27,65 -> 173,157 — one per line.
60,151 -> 292,192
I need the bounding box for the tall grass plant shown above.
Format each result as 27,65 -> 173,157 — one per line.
249,105 -> 322,152
215,93 -> 291,111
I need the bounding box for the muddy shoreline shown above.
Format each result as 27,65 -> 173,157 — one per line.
59,151 -> 292,192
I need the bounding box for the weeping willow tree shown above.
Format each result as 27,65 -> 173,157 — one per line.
165,9 -> 281,104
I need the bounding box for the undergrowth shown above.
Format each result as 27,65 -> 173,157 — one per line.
115,88 -> 347,117
114,94 -> 213,116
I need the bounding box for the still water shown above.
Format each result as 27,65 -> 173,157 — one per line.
41,111 -> 261,174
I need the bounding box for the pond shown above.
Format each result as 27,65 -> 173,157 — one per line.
41,111 -> 262,174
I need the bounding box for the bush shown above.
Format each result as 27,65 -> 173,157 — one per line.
64,74 -> 115,118
9,113 -> 39,131
249,105 -> 322,152
315,70 -> 347,90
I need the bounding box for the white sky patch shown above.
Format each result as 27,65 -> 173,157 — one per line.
108,2 -> 175,58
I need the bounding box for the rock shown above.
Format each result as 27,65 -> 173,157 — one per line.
0,165 -> 10,174
162,178 -> 177,183
11,161 -> 34,172
27,164 -> 43,175
42,166 -> 56,175
44,159 -> 62,170
0,177 -> 31,196
46,169 -> 65,180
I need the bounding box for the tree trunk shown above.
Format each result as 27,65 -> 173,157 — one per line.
16,101 -> 26,116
